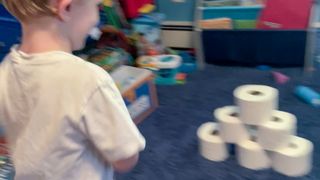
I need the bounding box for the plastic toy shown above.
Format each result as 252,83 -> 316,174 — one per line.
100,0 -> 130,29
176,73 -> 187,85
178,51 -> 197,73
256,65 -> 272,71
294,86 -> 320,107
119,0 -> 154,19
138,4 -> 155,14
132,13 -> 165,55
272,71 -> 290,84
137,55 -> 182,85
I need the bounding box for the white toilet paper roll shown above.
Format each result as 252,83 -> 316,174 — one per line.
246,125 -> 258,137
257,110 -> 297,150
237,138 -> 271,170
272,136 -> 313,177
197,122 -> 228,162
234,85 -> 279,125
214,106 -> 250,143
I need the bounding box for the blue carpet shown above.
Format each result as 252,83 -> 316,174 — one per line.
116,65 -> 320,180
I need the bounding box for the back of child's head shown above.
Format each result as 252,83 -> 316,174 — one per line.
3,0 -> 100,51
3,0 -> 57,22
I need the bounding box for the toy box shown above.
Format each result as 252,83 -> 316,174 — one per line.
110,65 -> 158,124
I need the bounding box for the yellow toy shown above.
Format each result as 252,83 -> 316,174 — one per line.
138,4 -> 155,14
103,0 -> 113,7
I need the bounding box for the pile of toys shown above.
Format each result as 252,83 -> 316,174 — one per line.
78,1 -> 198,85
0,129 -> 14,180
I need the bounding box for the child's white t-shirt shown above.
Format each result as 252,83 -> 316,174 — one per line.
0,46 -> 146,180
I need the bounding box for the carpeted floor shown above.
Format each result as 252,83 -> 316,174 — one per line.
116,65 -> 320,180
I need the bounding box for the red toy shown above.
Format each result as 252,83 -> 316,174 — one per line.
119,0 -> 154,19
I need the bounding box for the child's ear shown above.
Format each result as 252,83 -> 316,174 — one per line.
56,0 -> 73,21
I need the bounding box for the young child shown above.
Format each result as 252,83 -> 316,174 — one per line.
0,0 -> 145,179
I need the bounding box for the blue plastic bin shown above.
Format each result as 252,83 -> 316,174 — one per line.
202,5 -> 263,20
0,4 -> 13,18
0,5 -> 21,61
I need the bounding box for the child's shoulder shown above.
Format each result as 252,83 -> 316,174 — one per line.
53,52 -> 111,89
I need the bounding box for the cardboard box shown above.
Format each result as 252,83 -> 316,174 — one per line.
111,66 -> 158,124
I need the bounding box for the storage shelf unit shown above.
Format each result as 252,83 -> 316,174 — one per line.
194,0 -> 319,69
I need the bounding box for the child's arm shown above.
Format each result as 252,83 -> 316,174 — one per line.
78,80 -> 146,172
112,153 -> 139,173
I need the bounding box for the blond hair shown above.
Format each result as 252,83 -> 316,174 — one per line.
2,0 -> 57,21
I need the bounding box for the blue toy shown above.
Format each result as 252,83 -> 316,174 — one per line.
294,86 -> 320,107
256,65 -> 272,71
178,51 -> 197,73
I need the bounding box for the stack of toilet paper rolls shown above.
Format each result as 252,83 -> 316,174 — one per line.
197,85 -> 314,177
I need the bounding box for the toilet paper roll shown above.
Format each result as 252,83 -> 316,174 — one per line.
257,110 -> 297,150
197,122 -> 228,161
272,136 -> 313,177
234,85 -> 279,125
214,106 -> 250,143
237,138 -> 271,170
245,125 -> 258,137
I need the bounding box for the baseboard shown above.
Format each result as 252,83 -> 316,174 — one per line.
161,21 -> 194,48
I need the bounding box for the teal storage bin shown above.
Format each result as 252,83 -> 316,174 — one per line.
202,5 -> 263,20
156,0 -> 196,22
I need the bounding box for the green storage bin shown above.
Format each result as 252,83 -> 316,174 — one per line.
234,20 -> 257,29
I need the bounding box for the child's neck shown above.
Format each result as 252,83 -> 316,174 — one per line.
19,22 -> 72,54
